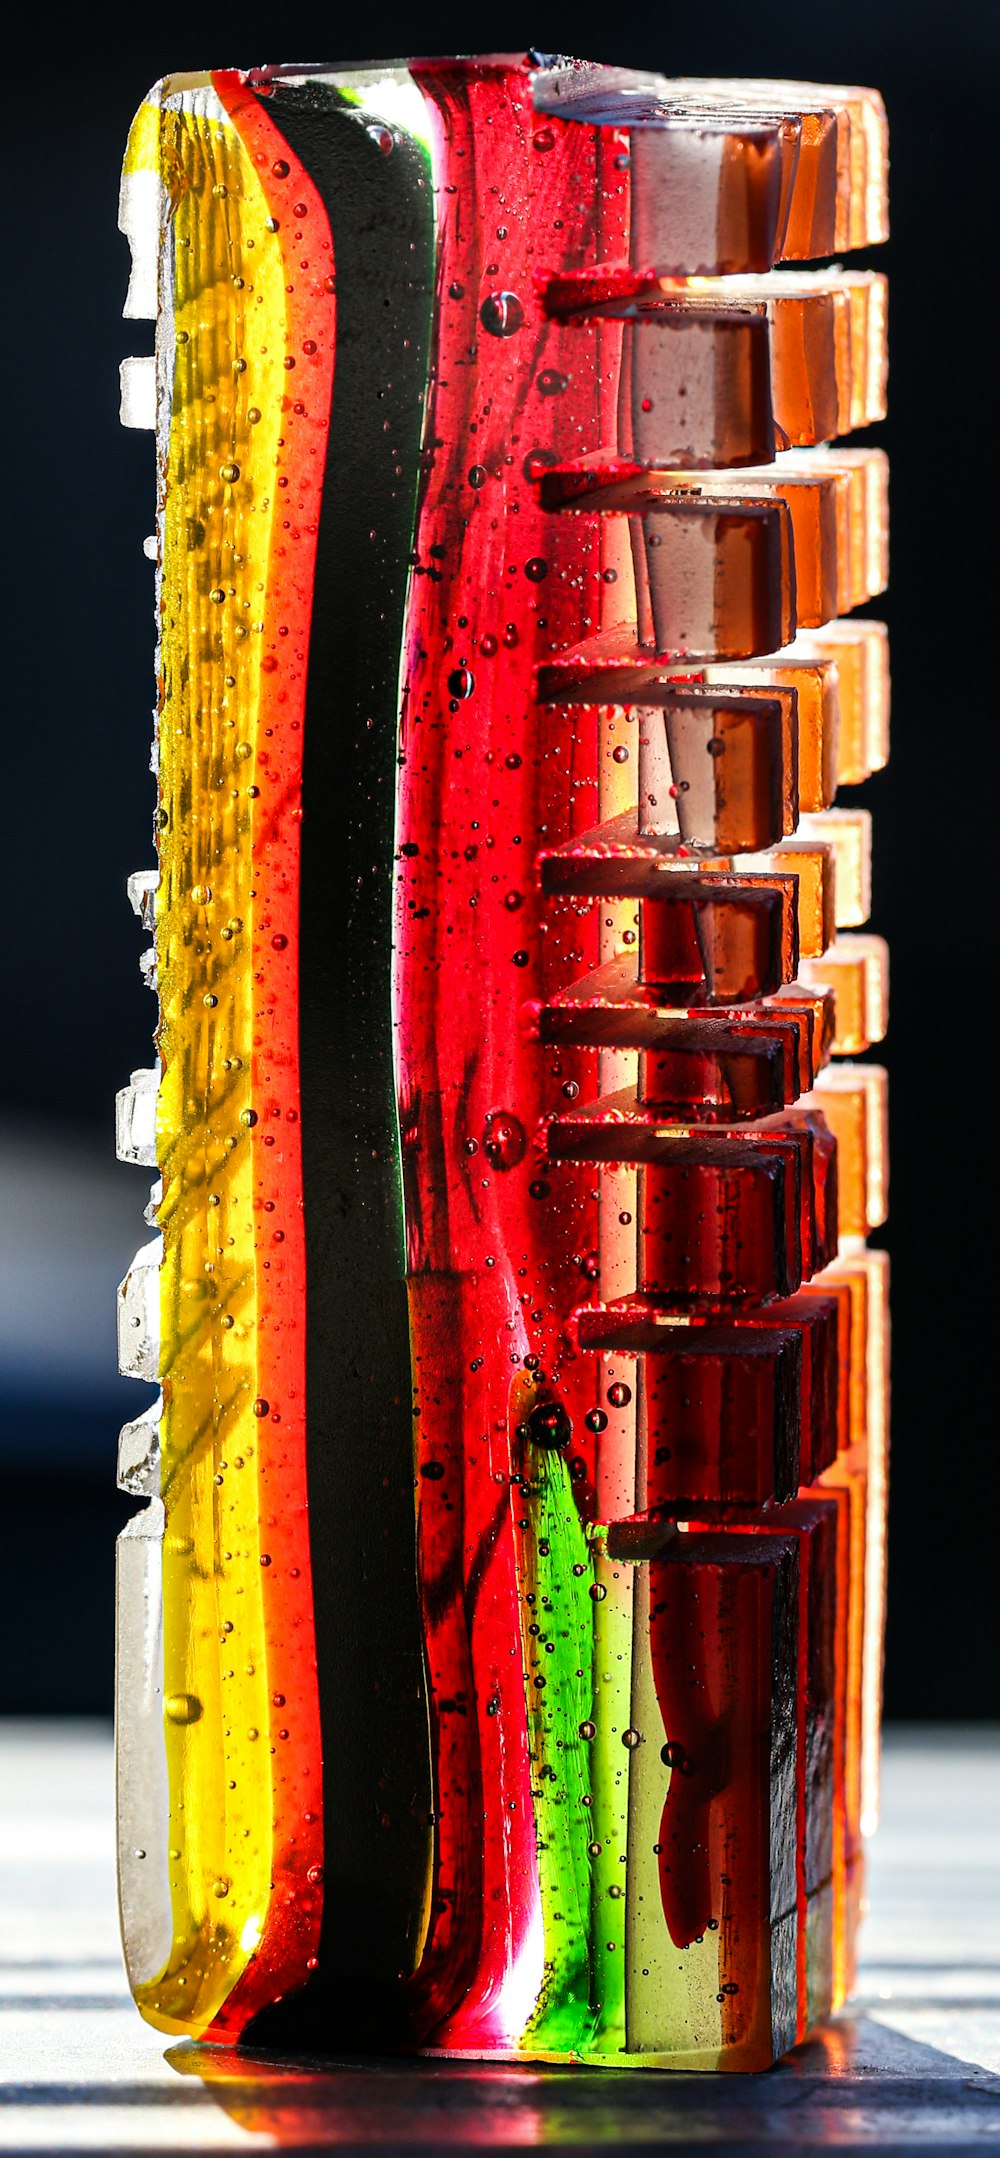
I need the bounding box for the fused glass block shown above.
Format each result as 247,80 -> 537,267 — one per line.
811,1251 -> 872,1448
854,1250 -> 890,1837
703,625 -> 888,801
830,1455 -> 866,1858
830,1261 -> 870,1449
631,1533 -> 799,2068
694,449 -> 889,621
118,1395 -> 162,1498
807,1065 -> 888,1237
525,62 -> 862,279
115,1066 -> 159,1168
540,445 -> 888,629
534,958 -> 831,1116
803,618 -> 890,783
116,1236 -> 162,1384
550,268 -> 886,464
760,269 -> 886,439
626,117 -> 795,277
800,808 -> 873,927
539,812 -> 800,1001
705,448 -> 889,619
814,1478 -> 856,2003
688,1501 -> 841,2036
539,626 -> 886,806
116,1489 -> 170,1991
119,353 -> 156,430
575,1293 -> 840,1504
114,49 -> 887,2070
769,982 -> 836,1088
741,836 -> 836,956
621,304 -> 776,470
666,79 -> 888,256
816,1248 -> 890,1844
766,1499 -> 842,2037
637,1019 -> 792,1119
539,447 -> 887,653
704,647 -> 846,811
126,868 -> 158,931
536,458 -> 794,657
633,496 -> 795,659
798,1272 -> 853,1454
704,653 -> 837,811
544,1095 -> 834,1300
784,1104 -> 841,1267
536,641 -> 805,840
551,679 -> 799,854
539,814 -> 842,997
656,686 -> 795,850
725,1480 -> 854,2017
638,885 -> 796,1003
818,1443 -> 868,1999
800,934 -> 889,1055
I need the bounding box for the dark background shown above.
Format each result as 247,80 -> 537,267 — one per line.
1,0 -> 996,1718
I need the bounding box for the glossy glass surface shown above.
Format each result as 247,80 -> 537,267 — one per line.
116,53 -> 888,2068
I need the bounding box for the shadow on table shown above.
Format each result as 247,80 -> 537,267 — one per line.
164,2014 -> 1000,2152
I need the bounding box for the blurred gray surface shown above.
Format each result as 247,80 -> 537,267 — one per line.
0,1723 -> 997,2152
0,1118 -> 145,1465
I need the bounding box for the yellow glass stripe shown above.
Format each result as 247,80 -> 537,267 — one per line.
137,93 -> 288,2036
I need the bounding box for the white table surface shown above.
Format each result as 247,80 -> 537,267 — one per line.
1,1722 -> 997,2152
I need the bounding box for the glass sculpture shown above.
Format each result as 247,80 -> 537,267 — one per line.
116,53 -> 889,2069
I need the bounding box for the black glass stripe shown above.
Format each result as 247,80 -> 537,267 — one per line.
243,81 -> 435,2047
